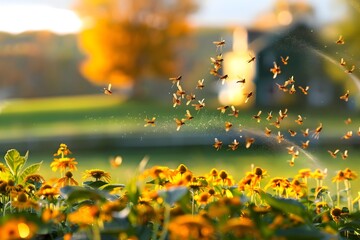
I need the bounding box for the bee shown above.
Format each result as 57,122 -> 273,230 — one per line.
174,118 -> 186,131
302,128 -> 309,137
244,91 -> 253,103
295,115 -> 304,125
287,146 -> 295,155
340,90 -> 350,102
288,129 -> 297,137
210,55 -> 223,70
298,86 -> 310,95
213,138 -> 223,151
284,76 -> 295,86
228,139 -> 240,151
276,131 -> 284,143
192,98 -> 205,111
169,75 -> 182,85
312,123 -> 323,139
345,65 -> 355,73
173,93 -> 181,108
336,35 -> 345,44
341,150 -> 348,160
196,79 -> 205,89
176,82 -> 186,98
281,56 -> 289,65
185,110 -> 193,120
186,93 -> 196,105
301,140 -> 310,149
279,108 -> 288,120
344,118 -> 352,125
217,105 -> 229,114
265,127 -> 272,137
340,57 -> 346,66
210,68 -> 219,76
266,111 -> 273,121
252,110 -> 262,123
341,131 -> 352,140
225,121 -> 233,132
276,83 -> 288,92
110,156 -> 122,168
288,85 -> 296,94
288,150 -> 299,167
213,39 -> 226,51
270,62 -> 281,79
328,149 -> 340,158
247,53 -> 256,63
271,117 -> 281,129
228,105 -> 239,117
103,83 -> 112,95
219,74 -> 229,85
144,117 -> 156,127
236,76 -> 246,84
245,138 -> 255,149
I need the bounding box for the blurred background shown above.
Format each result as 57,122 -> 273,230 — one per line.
0,0 -> 359,184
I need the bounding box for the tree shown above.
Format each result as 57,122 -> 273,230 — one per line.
74,0 -> 198,98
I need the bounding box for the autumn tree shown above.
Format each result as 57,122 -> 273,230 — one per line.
74,0 -> 198,98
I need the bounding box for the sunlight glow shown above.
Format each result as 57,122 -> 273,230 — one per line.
0,5 -> 82,34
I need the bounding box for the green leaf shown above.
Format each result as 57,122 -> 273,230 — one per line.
83,180 -> 109,189
60,186 -> 118,203
158,186 -> 188,205
4,149 -> 19,175
18,161 -> 42,184
100,184 -> 125,192
275,226 -> 331,240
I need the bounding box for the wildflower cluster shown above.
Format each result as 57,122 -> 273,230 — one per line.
1,144 -> 360,239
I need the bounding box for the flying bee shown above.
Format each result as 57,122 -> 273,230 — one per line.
176,82 -> 186,98
344,118 -> 352,125
279,108 -> 288,120
174,118 -> 186,131
225,121 -> 233,132
185,110 -> 193,120
287,146 -> 295,155
173,93 -> 181,108
289,85 -> 296,94
288,129 -> 297,137
312,123 -> 323,139
298,86 -> 310,95
336,35 -> 345,44
110,156 -> 122,168
271,117 -> 281,129
340,57 -> 346,66
103,83 -> 112,95
186,93 -> 196,105
301,140 -> 310,149
169,75 -> 182,85
247,53 -> 256,63
328,149 -> 340,158
281,56 -> 289,65
144,117 -> 156,127
210,68 -> 219,76
276,131 -> 284,143
270,62 -> 281,79
213,39 -> 226,51
236,76 -> 246,84
228,105 -> 239,117
302,128 -> 309,137
284,76 -> 295,86
245,138 -> 255,149
264,127 -> 272,136
196,79 -> 205,89
192,98 -> 205,111
295,115 -> 304,125
345,65 -> 355,73
266,111 -> 273,121
217,105 -> 229,114
210,55 -> 223,70
219,74 -> 228,85
228,139 -> 240,151
213,138 -> 223,151
244,91 -> 253,103
341,150 -> 348,160
340,90 -> 350,102
288,150 -> 300,167
252,110 -> 262,123
342,131 -> 352,140
276,83 -> 288,92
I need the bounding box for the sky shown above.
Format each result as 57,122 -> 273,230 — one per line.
0,0 -> 347,34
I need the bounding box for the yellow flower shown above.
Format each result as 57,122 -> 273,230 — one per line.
312,169 -> 327,180
221,217 -> 259,239
50,157 -> 78,173
83,169 -> 111,182
290,179 -> 307,197
332,170 -> 346,182
53,143 -> 72,157
55,171 -> 79,187
24,174 -> 45,185
67,205 -> 100,227
37,184 -> 59,200
11,192 -> 39,211
296,168 -> 312,179
0,218 -> 37,239
42,208 -> 66,223
343,168 -> 357,180
168,215 -> 214,240
215,170 -> 234,186
0,163 -> 9,173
